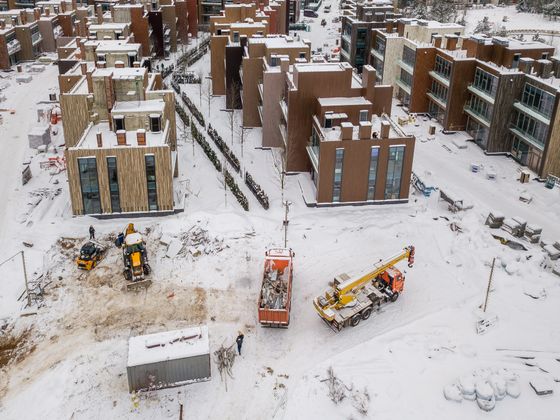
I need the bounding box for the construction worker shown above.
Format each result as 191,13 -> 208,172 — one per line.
89,225 -> 95,240
236,332 -> 244,356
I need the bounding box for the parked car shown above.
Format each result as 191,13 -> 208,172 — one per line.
304,9 -> 319,17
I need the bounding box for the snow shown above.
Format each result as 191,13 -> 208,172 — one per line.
76,121 -> 168,148
127,326 -> 209,367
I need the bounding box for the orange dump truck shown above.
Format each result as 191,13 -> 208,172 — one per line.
258,248 -> 294,327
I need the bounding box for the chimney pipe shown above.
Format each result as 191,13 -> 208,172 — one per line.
116,130 -> 127,145
45,8 -> 50,17
380,121 -> 390,139
133,61 -> 140,68
359,121 -> 372,139
340,122 -> 353,140
136,129 -> 146,145
96,131 -> 103,147
115,60 -> 125,68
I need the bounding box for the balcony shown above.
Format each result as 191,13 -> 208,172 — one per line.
463,105 -> 490,127
279,99 -> 288,122
428,71 -> 449,87
306,142 -> 319,172
513,101 -> 551,125
257,83 -> 263,101
258,105 -> 263,123
7,39 -> 21,56
427,92 -> 447,109
279,122 -> 288,148
395,78 -> 411,95
341,32 -> 352,45
31,32 -> 42,46
467,84 -> 495,105
509,125 -> 545,151
370,48 -> 383,61
397,59 -> 414,75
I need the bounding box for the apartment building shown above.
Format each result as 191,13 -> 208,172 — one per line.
369,19 -> 464,86
308,109 -> 415,204
280,62 -> 393,172
0,9 -> 43,68
242,34 -> 310,128
60,61 -> 178,215
209,4 -> 271,100
339,0 -> 398,72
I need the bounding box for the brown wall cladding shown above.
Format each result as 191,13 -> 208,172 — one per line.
65,144 -> 173,215
409,47 -> 435,113
61,93 -> 91,147
316,135 -> 415,203
175,0 -> 189,43
15,26 -> 34,61
445,58 -> 476,131
58,14 -> 74,37
0,35 -> 10,69
242,56 -> 262,127
161,5 -> 177,52
130,7 -> 151,57
186,0 -> 198,37
211,36 -> 228,95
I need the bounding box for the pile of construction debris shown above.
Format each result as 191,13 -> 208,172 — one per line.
443,368 -> 521,411
214,343 -> 236,391
322,367 -> 370,415
260,269 -> 288,310
160,226 -> 228,259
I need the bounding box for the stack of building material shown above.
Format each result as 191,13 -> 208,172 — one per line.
501,218 -> 523,237
524,224 -> 542,244
543,241 -> 560,260
512,217 -> 527,237
16,74 -> 32,83
485,211 -> 504,228
28,126 -> 51,149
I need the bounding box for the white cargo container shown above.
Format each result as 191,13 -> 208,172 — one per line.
127,326 -> 211,392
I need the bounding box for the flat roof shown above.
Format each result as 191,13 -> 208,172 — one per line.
91,66 -> 147,79
88,22 -> 128,31
112,99 -> 165,114
86,39 -> 140,52
250,35 -> 308,49
76,121 -> 167,149
318,97 -> 372,107
127,326 -> 209,367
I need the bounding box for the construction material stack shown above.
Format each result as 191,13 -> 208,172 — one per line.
258,249 -> 294,328
313,246 -> 415,331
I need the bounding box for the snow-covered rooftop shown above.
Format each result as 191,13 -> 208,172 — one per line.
317,97 -> 371,107
86,40 -> 140,53
127,326 -> 209,367
88,22 -> 128,31
75,121 -> 168,149
112,99 -> 165,114
91,66 -> 147,80
249,35 -> 308,50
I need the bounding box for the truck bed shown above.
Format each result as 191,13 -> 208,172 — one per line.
258,249 -> 293,327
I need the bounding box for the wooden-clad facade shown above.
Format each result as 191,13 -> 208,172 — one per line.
65,143 -> 174,215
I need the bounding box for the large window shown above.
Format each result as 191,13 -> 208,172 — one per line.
434,55 -> 452,79
385,146 -> 405,200
521,83 -> 555,118
374,36 -> 386,55
107,157 -> 121,213
150,115 -> 161,132
78,157 -> 101,214
400,68 -> 413,87
332,148 -> 344,202
402,46 -> 416,67
145,155 -> 158,210
430,80 -> 448,103
467,94 -> 493,121
512,110 -> 549,148
473,68 -> 498,97
367,147 -> 379,200
467,118 -> 489,149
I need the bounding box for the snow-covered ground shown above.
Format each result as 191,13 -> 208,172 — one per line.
1,7 -> 560,420
464,5 -> 560,49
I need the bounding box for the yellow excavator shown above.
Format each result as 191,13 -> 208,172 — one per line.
116,223 -> 151,290
313,246 -> 415,331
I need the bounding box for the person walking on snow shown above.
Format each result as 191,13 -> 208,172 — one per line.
236,331 -> 244,355
89,225 -> 95,240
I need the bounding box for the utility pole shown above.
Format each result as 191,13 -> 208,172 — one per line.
283,201 -> 292,248
483,257 -> 495,313
205,75 -> 212,117
21,250 -> 31,308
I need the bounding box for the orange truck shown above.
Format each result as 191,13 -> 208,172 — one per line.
258,248 -> 295,327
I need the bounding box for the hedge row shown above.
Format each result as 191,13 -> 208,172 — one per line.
225,170 -> 249,211
245,171 -> 270,210
181,92 -> 205,127
175,101 -> 191,127
207,124 -> 241,173
191,123 -> 221,172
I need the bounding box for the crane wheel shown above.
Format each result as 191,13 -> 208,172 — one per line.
391,292 -> 399,302
408,263 -> 413,268
124,269 -> 132,281
361,308 -> 372,320
350,314 -> 361,327
143,264 -> 151,275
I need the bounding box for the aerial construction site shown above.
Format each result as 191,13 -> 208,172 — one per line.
1,1 -> 560,419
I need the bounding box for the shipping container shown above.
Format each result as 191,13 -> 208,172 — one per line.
126,326 -> 211,392
258,248 -> 294,327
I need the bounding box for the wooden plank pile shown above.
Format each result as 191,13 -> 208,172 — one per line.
260,269 -> 288,310
485,211 -> 505,228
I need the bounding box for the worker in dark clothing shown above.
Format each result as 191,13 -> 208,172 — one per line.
89,225 -> 95,240
236,332 -> 244,356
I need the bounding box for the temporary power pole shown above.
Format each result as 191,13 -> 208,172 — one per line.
483,257 -> 496,313
283,201 -> 292,248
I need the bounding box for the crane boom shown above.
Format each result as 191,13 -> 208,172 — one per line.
335,246 -> 415,295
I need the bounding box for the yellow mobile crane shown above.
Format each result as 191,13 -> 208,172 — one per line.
313,246 -> 415,331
